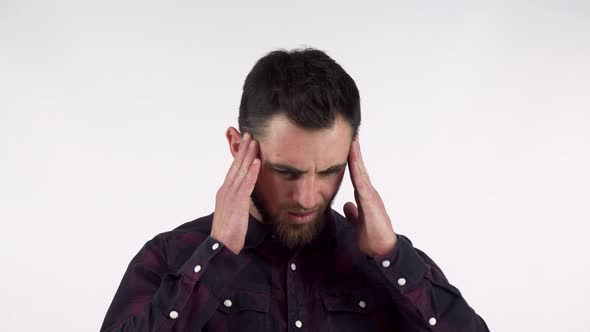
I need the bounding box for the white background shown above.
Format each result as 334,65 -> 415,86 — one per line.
1,1 -> 589,331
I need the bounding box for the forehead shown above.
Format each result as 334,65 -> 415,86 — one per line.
258,113 -> 353,168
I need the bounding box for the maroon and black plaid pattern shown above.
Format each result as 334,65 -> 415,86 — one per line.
101,209 -> 489,331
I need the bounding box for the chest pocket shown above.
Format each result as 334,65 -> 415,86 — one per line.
320,287 -> 398,331
209,289 -> 271,331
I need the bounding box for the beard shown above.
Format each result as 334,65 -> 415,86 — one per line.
251,185 -> 340,250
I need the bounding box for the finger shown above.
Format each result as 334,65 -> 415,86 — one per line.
355,139 -> 372,185
348,138 -> 372,194
232,138 -> 258,188
238,158 -> 261,196
224,133 -> 251,186
343,201 -> 361,226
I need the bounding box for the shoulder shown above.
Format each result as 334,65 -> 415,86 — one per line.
170,212 -> 215,234
154,212 -> 214,240
140,212 -> 215,268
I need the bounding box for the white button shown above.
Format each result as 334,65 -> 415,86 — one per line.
381,259 -> 391,268
223,299 -> 233,307
358,300 -> 366,308
194,265 -> 202,273
295,320 -> 303,328
429,317 -> 437,326
291,263 -> 297,271
212,243 -> 220,250
169,310 -> 179,319
397,277 -> 406,286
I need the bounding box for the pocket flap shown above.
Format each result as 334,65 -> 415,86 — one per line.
320,288 -> 390,314
217,289 -> 271,314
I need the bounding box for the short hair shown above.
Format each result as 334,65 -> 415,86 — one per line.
238,47 -> 361,140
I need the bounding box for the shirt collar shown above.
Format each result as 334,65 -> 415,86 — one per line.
243,213 -> 273,249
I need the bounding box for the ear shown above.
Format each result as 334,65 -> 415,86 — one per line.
225,127 -> 243,158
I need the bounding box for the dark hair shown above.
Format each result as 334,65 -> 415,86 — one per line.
238,47 -> 361,140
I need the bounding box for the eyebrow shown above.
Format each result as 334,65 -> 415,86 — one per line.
266,162 -> 347,175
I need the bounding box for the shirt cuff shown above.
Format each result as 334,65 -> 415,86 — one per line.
154,235 -> 248,325
368,234 -> 429,296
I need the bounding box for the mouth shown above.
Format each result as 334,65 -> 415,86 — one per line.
286,210 -> 316,224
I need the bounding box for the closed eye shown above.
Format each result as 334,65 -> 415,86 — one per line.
274,169 -> 302,178
269,163 -> 346,178
319,167 -> 345,176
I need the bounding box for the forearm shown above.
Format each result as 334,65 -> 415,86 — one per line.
369,234 -> 490,331
100,235 -> 247,332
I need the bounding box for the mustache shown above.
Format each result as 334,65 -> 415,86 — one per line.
288,211 -> 315,213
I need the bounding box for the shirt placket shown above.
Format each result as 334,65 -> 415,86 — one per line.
287,253 -> 308,332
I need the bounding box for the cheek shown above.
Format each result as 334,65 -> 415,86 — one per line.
326,171 -> 346,192
256,171 -> 290,205
315,174 -> 346,202
334,171 -> 346,185
258,171 -> 283,191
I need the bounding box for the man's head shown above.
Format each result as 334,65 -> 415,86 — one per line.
238,48 -> 360,140
227,48 -> 361,249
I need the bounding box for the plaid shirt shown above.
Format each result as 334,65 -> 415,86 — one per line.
101,209 -> 489,331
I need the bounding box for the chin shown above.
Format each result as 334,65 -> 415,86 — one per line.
273,213 -> 326,249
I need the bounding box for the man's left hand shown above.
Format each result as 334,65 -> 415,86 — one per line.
343,137 -> 398,258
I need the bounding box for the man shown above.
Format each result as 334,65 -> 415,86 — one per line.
100,48 -> 490,331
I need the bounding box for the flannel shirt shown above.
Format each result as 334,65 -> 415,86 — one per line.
101,208 -> 489,331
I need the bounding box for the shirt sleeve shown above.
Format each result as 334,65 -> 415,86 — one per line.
368,234 -> 490,331
100,234 -> 246,332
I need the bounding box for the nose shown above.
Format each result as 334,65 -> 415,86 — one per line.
292,175 -> 319,210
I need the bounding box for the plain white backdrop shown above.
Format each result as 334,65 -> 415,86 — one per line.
1,1 -> 589,331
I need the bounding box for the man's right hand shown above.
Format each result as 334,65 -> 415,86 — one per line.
211,132 -> 260,255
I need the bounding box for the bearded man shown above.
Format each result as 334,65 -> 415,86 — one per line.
101,48 -> 489,332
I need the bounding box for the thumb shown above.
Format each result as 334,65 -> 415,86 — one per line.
343,201 -> 361,226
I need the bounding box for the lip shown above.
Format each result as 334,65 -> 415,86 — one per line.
287,211 -> 316,224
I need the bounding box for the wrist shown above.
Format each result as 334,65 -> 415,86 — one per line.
370,234 -> 398,258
